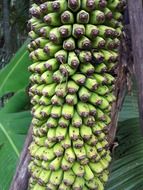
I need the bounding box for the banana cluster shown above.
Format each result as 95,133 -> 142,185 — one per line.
27,0 -> 125,189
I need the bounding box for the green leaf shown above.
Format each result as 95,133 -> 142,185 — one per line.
105,79 -> 143,190
119,83 -> 139,121
0,89 -> 30,114
0,111 -> 32,190
106,119 -> 143,190
0,40 -> 32,97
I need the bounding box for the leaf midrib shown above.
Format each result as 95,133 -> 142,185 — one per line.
0,123 -> 19,157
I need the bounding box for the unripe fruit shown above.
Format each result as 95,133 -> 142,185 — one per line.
28,0 -> 124,189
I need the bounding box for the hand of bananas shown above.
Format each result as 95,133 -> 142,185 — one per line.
27,0 -> 125,189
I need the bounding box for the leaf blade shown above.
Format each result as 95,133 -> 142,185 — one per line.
0,40 -> 32,97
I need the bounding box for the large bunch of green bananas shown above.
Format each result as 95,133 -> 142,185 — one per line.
27,0 -> 125,189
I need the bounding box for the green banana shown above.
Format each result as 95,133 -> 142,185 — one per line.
61,157 -> 73,170
53,70 -> 66,83
68,0 -> 81,12
77,36 -> 92,50
78,86 -> 91,102
90,10 -> 105,25
85,144 -> 98,159
55,125 -> 68,140
49,157 -> 62,171
39,26 -> 52,38
84,164 -> 94,181
79,62 -> 95,75
72,177 -> 85,189
46,117 -> 58,128
83,115 -> 95,127
59,182 -> 71,190
72,111 -> 82,127
63,170 -> 76,186
49,170 -> 63,185
49,27 -> 62,44
68,51 -> 80,69
71,73 -> 86,85
85,78 -> 98,91
85,24 -> 99,39
93,52 -> 104,64
86,178 -> 98,189
62,104 -> 74,119
46,182 -> 57,190
40,0 -> 68,14
41,70 -> 53,84
104,7 -> 113,20
42,148 -> 55,161
44,13 -> 61,26
61,133 -> 71,149
51,95 -> 64,106
95,85 -> 109,96
92,36 -> 106,49
34,136 -> 46,146
72,24 -> 85,38
50,106 -> 62,118
63,37 -> 76,51
53,143 -> 64,157
69,124 -> 80,140
43,42 -> 61,57
47,128 -> 57,142
65,93 -> 78,105
80,125 -> 92,140
67,80 -> 79,94
59,63 -> 77,76
45,139 -> 56,148
78,50 -> 92,62
59,117 -> 70,128
89,162 -> 104,174
77,10 -> 89,24
55,49 -> 68,63
61,10 -> 74,24
82,0 -> 107,11
77,101 -> 90,117
55,83 -> 67,97
38,169 -> 51,185
42,83 -> 56,97
88,104 -> 97,116
86,135 -> 98,146
33,183 -> 46,190
59,25 -> 72,38
72,162 -> 85,177
73,146 -> 86,160
73,138 -> 84,148
33,158 -> 42,167
41,160 -> 50,170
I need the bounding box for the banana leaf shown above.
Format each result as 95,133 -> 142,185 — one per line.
106,119 -> 143,190
0,40 -> 32,97
0,89 -> 30,113
0,111 -> 32,190
106,86 -> 143,190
